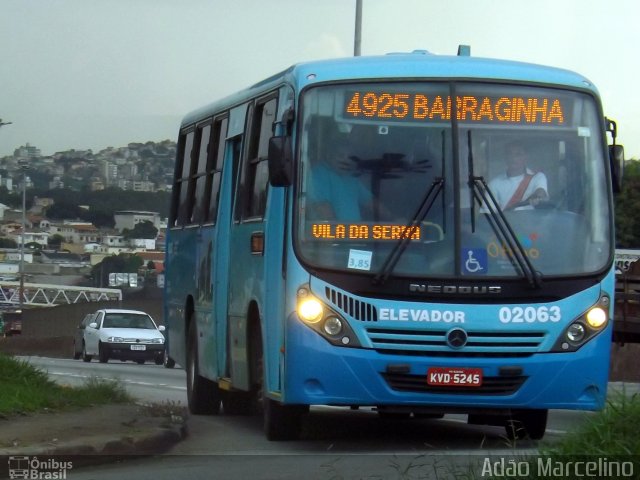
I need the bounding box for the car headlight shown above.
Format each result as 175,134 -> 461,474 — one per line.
107,336 -> 124,343
148,338 -> 164,344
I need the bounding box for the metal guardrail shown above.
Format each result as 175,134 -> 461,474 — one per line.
0,281 -> 122,307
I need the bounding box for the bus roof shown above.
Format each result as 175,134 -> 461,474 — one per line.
181,50 -> 596,127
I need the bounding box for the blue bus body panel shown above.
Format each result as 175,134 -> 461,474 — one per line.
284,275 -> 614,411
289,54 -> 596,93
168,50 -> 613,417
180,53 -> 598,129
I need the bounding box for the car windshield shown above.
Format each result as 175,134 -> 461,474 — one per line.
294,81 -> 611,279
102,313 -> 156,329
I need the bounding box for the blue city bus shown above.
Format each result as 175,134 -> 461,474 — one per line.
164,47 -> 624,440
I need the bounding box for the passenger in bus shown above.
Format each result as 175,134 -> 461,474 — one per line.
307,138 -> 375,221
488,142 -> 548,210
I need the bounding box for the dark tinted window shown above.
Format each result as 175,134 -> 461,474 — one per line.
204,117 -> 228,223
192,123 -> 212,224
240,97 -> 276,219
172,129 -> 195,226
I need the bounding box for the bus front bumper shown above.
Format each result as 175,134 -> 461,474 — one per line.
283,316 -> 611,411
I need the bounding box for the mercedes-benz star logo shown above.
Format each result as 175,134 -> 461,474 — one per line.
446,328 -> 468,349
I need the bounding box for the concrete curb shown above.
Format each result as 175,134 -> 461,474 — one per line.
0,416 -> 188,474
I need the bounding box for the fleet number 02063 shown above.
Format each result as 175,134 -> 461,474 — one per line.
498,306 -> 561,323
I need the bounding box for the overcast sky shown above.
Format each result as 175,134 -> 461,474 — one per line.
1,0 -> 638,158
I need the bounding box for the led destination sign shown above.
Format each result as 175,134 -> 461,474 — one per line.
345,92 -> 566,125
312,223 -> 422,241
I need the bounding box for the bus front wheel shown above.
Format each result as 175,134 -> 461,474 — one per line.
264,396 -> 307,441
187,321 -> 222,415
505,409 -> 548,440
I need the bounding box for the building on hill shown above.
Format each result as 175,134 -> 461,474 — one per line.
114,211 -> 161,232
40,251 -> 88,267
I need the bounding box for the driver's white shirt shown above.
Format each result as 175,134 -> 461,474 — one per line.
488,169 -> 547,210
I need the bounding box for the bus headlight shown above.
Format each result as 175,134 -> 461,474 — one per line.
566,323 -> 586,342
586,307 -> 607,328
295,284 -> 361,348
298,298 -> 323,323
551,294 -> 610,352
323,316 -> 343,336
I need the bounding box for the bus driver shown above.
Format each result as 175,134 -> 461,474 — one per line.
488,142 -> 548,210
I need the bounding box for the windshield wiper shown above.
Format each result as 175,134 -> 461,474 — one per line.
373,132 -> 446,286
466,132 -> 542,289
372,178 -> 443,286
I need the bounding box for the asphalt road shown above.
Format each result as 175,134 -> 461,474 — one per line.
21,355 -> 187,404
19,356 -> 639,479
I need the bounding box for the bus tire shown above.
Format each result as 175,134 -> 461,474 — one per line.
163,351 -> 176,369
264,397 -> 305,441
505,409 -> 548,440
222,390 -> 253,415
187,321 -> 222,415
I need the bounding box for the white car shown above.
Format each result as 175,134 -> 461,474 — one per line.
81,308 -> 165,365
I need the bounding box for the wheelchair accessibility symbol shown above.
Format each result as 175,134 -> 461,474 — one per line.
462,248 -> 487,274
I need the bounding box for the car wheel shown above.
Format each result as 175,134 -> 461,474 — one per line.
82,343 -> 92,362
154,355 -> 163,366
136,359 -> 146,365
72,341 -> 81,360
98,342 -> 109,363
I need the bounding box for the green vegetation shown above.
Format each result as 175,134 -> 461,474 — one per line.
0,186 -> 170,228
122,220 -> 158,240
477,391 -> 640,480
0,354 -> 131,415
540,391 -> 640,457
616,158 -> 640,247
89,252 -> 144,287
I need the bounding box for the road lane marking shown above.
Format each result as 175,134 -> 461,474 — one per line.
46,371 -> 187,390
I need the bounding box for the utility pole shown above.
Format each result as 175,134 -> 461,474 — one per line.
19,164 -> 28,312
354,0 -> 362,56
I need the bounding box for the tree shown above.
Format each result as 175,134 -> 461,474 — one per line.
0,237 -> 17,248
47,234 -> 64,249
25,242 -> 42,251
90,253 -> 144,287
122,221 -> 158,240
615,159 -> 640,248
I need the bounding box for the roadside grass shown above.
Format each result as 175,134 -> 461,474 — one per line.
320,391 -> 640,479
477,389 -> 640,480
0,353 -> 132,415
540,389 -> 640,456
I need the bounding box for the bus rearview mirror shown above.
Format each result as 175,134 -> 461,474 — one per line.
609,144 -> 624,194
268,136 -> 293,187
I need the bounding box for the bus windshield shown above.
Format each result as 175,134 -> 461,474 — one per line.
295,82 -> 611,279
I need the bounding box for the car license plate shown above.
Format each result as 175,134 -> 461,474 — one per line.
130,345 -> 146,351
427,367 -> 482,387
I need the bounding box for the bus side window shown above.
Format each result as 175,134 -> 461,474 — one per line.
238,96 -> 277,220
172,129 -> 196,227
205,117 -> 228,224
191,122 -> 212,224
